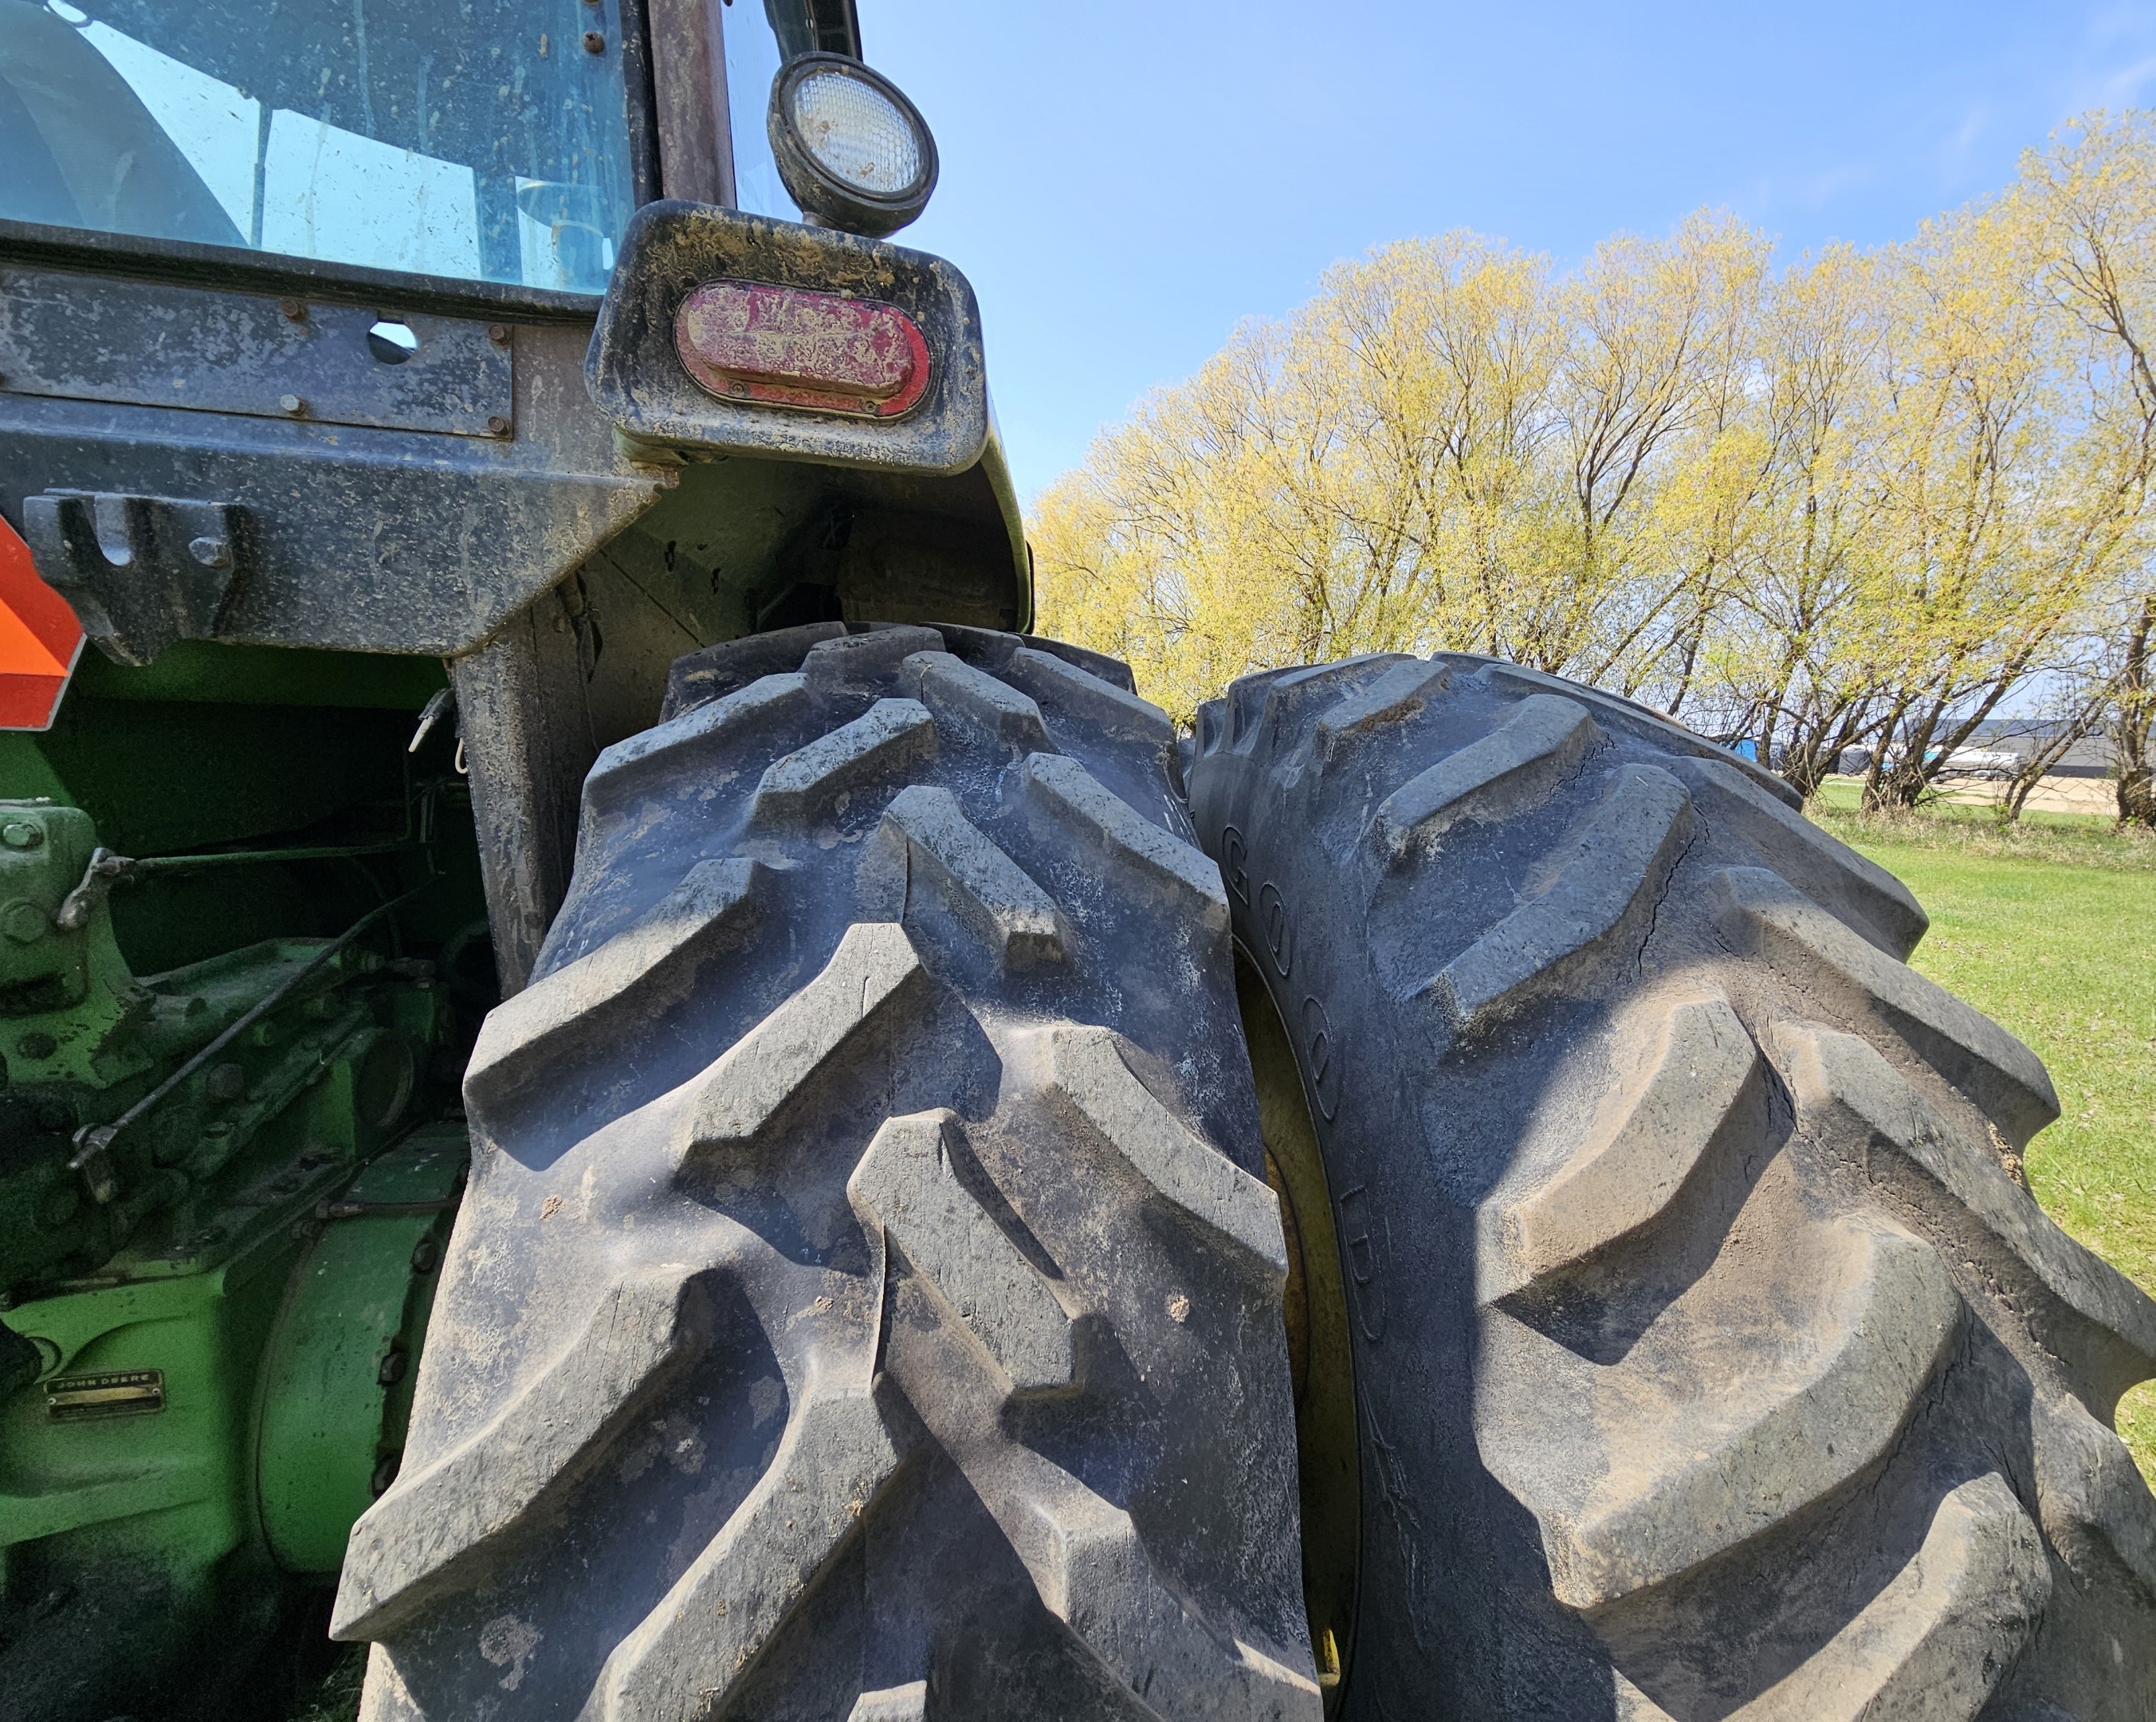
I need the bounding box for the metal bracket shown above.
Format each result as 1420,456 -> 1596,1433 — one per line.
55,847 -> 135,932
67,1124 -> 120,1205
19,491 -> 251,666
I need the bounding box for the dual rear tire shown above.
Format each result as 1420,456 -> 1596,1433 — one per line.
340,631 -> 2156,1720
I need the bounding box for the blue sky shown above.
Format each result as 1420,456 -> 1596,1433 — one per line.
856,1 -> 2156,500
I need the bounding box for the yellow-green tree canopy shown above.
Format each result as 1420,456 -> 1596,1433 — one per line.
1034,114 -> 2156,818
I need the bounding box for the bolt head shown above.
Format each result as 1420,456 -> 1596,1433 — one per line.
280,297 -> 306,320
0,900 -> 48,944
0,821 -> 43,850
582,29 -> 605,51
487,322 -> 510,344
487,414 -> 512,437
280,393 -> 307,416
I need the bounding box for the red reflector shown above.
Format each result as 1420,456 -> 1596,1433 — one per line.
0,514 -> 82,732
674,281 -> 931,419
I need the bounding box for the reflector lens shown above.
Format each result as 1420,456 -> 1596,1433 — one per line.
674,280 -> 931,419
790,68 -> 925,196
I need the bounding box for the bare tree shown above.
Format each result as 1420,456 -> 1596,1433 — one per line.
2119,591 -> 2156,825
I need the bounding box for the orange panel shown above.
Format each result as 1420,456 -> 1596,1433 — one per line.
0,515 -> 84,731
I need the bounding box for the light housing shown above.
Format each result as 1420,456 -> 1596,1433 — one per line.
767,53 -> 938,238
587,200 -> 992,476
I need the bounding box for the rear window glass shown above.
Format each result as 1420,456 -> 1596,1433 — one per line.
0,0 -> 639,293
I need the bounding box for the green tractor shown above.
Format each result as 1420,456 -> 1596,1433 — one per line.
2,5 -> 2151,1720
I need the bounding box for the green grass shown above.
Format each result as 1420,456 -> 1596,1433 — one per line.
1808,793 -> 2156,1484
1811,776 -> 2156,871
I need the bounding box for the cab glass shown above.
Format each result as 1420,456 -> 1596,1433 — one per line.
0,0 -> 639,293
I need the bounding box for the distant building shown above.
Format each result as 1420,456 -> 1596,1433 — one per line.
1966,720 -> 2118,779
1833,724 -> 2116,779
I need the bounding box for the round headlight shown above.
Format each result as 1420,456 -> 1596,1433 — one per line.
768,53 -> 938,239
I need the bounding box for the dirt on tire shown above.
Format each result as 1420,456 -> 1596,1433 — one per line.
1188,651 -> 2156,1722
333,623 -> 1320,1721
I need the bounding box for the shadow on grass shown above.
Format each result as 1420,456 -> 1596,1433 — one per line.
1814,795 -> 2156,1489
289,1645 -> 365,1722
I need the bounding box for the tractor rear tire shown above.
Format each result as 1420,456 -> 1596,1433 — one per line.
1188,652 -> 2156,1722
332,623 -> 1320,1720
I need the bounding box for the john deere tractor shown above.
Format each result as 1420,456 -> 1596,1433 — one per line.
2,5 -> 2150,1720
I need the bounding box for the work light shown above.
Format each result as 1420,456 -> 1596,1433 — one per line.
768,53 -> 938,238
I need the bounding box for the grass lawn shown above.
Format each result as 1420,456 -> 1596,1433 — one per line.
1809,784 -> 2156,1482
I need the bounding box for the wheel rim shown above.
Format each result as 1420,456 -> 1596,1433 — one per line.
1236,946 -> 1361,1710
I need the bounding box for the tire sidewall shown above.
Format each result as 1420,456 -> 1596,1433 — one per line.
1199,746 -> 1574,1720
